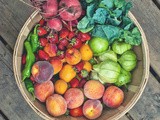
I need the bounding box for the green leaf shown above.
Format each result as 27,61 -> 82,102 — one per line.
92,25 -> 122,44
122,2 -> 132,15
114,0 -> 126,8
122,27 -> 142,46
86,0 -> 94,3
121,16 -> 134,30
77,16 -> 94,33
99,0 -> 114,9
92,8 -> 108,24
86,3 -> 97,18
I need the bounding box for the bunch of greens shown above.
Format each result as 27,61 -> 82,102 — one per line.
78,0 -> 142,46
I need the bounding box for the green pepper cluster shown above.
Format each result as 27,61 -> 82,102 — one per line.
22,24 -> 40,96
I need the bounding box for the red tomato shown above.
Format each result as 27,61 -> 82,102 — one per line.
48,33 -> 59,44
69,106 -> 83,117
77,32 -> 91,42
39,19 -> 45,26
38,50 -> 49,61
70,38 -> 82,49
69,78 -> 79,88
22,54 -> 26,65
59,38 -> 69,47
59,28 -> 69,39
38,27 -> 47,36
68,31 -> 76,39
39,38 -> 48,47
74,61 -> 84,73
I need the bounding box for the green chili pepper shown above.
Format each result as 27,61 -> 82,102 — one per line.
26,33 -> 31,42
31,24 -> 40,52
22,41 -> 35,81
24,79 -> 34,94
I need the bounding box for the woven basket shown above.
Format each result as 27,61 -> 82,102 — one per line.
13,10 -> 150,120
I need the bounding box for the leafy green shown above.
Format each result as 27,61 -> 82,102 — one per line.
92,25 -> 122,44
78,0 -> 142,46
92,8 -> 108,24
86,3 -> 97,18
99,0 -> 114,9
77,16 -> 94,33
122,27 -> 142,45
86,0 -> 94,3
114,0 -> 126,8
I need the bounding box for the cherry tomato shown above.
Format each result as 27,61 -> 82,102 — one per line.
69,106 -> 83,117
39,19 -> 45,26
48,33 -> 59,44
38,50 -> 49,61
77,32 -> 91,42
38,27 -> 47,36
22,54 -> 26,65
58,44 -> 65,50
39,38 -> 48,47
59,38 -> 69,46
69,78 -> 80,88
70,38 -> 82,49
59,28 -> 69,39
68,31 -> 76,39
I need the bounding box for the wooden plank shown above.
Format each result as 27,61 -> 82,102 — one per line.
0,0 -> 34,49
119,115 -> 129,120
0,42 -> 43,120
130,0 -> 160,76
128,74 -> 160,120
0,41 -> 13,71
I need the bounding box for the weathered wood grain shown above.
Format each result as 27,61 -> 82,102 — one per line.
0,41 -> 13,71
128,74 -> 160,120
0,42 -> 43,120
119,115 -> 129,120
130,0 -> 160,76
0,0 -> 34,49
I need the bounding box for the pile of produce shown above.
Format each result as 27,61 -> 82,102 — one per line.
21,0 -> 142,119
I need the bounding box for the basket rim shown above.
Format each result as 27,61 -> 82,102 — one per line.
13,10 -> 150,120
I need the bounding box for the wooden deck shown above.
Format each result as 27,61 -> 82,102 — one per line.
0,0 -> 160,120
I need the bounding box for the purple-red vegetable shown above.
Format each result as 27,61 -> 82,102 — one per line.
42,0 -> 58,18
47,18 -> 62,31
59,0 -> 82,21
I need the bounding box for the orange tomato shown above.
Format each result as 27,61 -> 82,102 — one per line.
55,80 -> 68,95
83,61 -> 92,72
80,44 -> 93,61
59,64 -> 76,82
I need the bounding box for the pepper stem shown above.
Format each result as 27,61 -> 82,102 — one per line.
33,24 -> 40,34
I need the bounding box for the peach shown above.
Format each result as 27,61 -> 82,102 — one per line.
83,99 -> 103,119
34,80 -> 54,102
44,43 -> 57,57
103,86 -> 124,108
31,61 -> 54,83
84,80 -> 105,99
50,57 -> 63,75
64,88 -> 84,109
65,48 -> 81,65
46,94 -> 67,117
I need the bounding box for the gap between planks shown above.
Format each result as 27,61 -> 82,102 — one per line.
0,110 -> 9,120
152,0 -> 160,9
